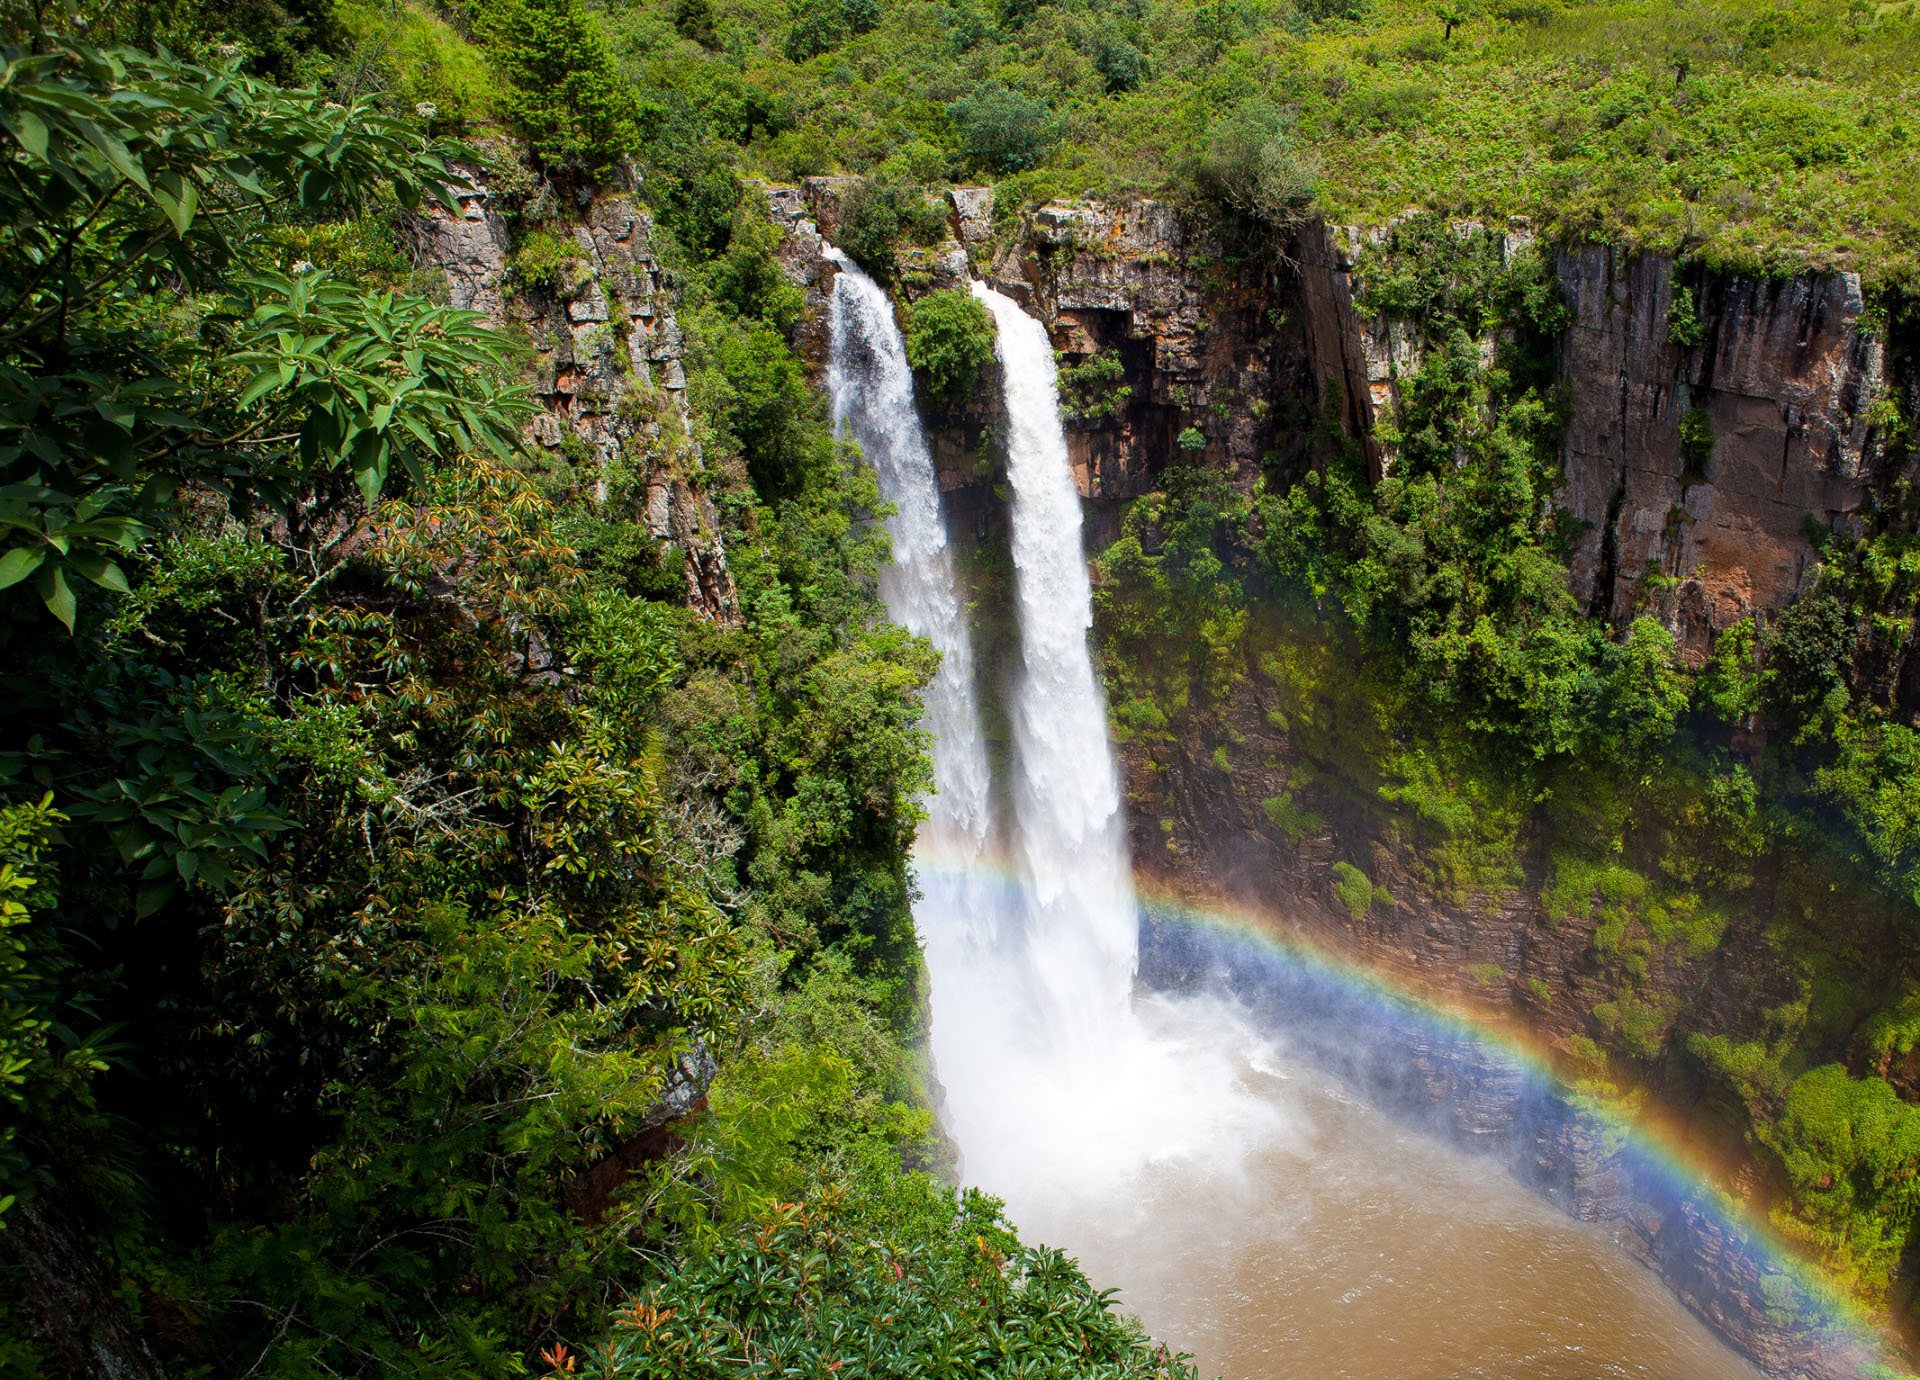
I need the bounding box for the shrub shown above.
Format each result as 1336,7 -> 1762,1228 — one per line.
1764,593 -> 1853,723
1331,859 -> 1375,920
904,290 -> 996,410
1089,26 -> 1146,93
507,228 -> 586,293
573,1175 -> 1195,1378
1678,404 -> 1714,477
1194,100 -> 1319,231
333,0 -> 499,129
836,178 -> 948,275
1667,281 -> 1706,347
675,0 -> 719,46
1602,617 -> 1689,753
785,0 -> 882,60
1060,348 -> 1131,422
1699,617 -> 1761,723
1260,792 -> 1326,843
950,84 -> 1057,174
1816,719 -> 1920,907
1765,1065 -> 1920,1292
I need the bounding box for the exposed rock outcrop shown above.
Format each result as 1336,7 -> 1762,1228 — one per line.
1296,223 -> 1899,662
1554,250 -> 1885,659
418,172 -> 738,622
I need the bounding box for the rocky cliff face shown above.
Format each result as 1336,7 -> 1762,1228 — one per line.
420,172 -> 737,622
1300,222 -> 1897,663
767,184 -> 1918,1378
774,185 -> 1905,664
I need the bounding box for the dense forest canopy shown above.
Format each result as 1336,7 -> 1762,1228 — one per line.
2,0 -> 1919,1375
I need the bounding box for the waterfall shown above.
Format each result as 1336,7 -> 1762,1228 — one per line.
967,283 -> 1138,1034
827,253 -> 1277,1228
823,252 -> 1014,1175
825,249 -> 992,859
960,282 -> 1281,1214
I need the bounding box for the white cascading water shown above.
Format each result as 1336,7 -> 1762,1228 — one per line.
824,251 -> 1024,1176
826,251 -> 1277,1234
960,282 -> 1283,1216
824,250 -> 992,864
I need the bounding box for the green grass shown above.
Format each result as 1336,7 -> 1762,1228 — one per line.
601,0 -> 1920,280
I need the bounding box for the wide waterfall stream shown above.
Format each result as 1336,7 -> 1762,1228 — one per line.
827,256 -> 1764,1380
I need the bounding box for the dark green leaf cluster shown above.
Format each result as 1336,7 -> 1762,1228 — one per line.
903,288 -> 995,411
784,0 -> 882,61
949,83 -> 1058,176
835,176 -> 950,277
0,28 -> 490,628
552,1174 -> 1196,1379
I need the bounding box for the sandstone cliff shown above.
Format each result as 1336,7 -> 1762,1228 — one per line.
1298,222 -> 1894,663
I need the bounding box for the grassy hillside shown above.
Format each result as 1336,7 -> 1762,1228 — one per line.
594,0 -> 1920,278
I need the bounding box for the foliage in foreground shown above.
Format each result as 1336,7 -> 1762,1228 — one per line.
0,17 -> 1024,1378
541,1176 -> 1195,1380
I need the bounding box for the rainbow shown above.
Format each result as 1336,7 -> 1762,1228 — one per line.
912,853 -> 1906,1379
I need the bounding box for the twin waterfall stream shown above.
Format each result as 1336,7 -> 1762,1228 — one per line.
824,253 -> 1764,1380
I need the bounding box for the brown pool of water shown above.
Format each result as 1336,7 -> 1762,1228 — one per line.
1017,1050 -> 1765,1380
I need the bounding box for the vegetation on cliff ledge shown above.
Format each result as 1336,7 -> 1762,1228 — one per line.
1094,211 -> 1920,1316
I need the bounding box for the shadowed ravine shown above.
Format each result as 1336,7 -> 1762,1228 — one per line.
826,254 -> 1769,1380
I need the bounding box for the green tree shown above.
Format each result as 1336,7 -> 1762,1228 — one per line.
1194,100 -> 1318,232
1766,1065 -> 1920,1292
674,0 -> 718,46
904,290 -> 995,411
784,0 -> 883,59
835,177 -> 947,275
1764,593 -> 1854,725
1090,24 -> 1145,93
1817,719 -> 1920,907
1603,618 -> 1690,754
949,84 -> 1056,175
473,0 -> 637,174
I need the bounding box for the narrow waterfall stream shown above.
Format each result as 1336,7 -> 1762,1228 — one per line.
825,249 -> 992,859
830,261 -> 1764,1380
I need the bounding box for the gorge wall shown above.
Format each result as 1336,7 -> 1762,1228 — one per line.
767,179 -> 1920,1378
421,167 -> 738,622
